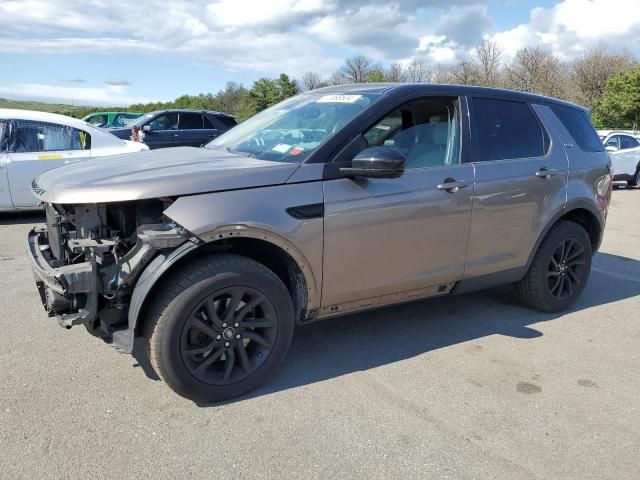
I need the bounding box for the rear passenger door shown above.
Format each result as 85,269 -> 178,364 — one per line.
613,134 -> 640,178
178,113 -> 215,147
464,97 -> 568,279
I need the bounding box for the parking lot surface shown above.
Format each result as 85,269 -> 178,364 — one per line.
1,188 -> 639,480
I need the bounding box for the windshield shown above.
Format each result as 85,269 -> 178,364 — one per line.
132,113 -> 155,127
205,92 -> 378,162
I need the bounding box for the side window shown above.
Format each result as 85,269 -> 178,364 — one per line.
550,105 -> 604,152
362,98 -> 460,169
620,135 -> 640,150
215,115 -> 238,129
10,120 -> 91,153
150,114 -> 178,130
0,121 -> 8,152
179,113 -> 204,130
472,98 -> 549,162
605,136 -> 620,149
203,116 -> 215,129
86,114 -> 108,127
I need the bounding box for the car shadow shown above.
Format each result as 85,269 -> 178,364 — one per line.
0,211 -> 45,225
196,251 -> 640,406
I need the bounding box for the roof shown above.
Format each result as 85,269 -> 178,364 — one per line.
312,83 -> 586,111
145,109 -> 235,118
0,108 -> 92,129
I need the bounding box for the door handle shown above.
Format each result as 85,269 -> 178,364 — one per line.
172,134 -> 179,138
535,168 -> 559,179
437,179 -> 470,193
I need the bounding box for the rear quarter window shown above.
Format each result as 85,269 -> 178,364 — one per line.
215,115 -> 237,129
550,105 -> 604,153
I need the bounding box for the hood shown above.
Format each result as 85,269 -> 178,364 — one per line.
32,147 -> 300,204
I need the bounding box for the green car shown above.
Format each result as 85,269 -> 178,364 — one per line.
83,112 -> 144,128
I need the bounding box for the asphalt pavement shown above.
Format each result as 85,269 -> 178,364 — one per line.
1,187 -> 639,479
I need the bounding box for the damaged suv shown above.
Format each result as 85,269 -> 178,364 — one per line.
27,84 -> 612,402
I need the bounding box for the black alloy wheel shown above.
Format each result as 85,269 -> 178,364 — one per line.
546,238 -> 587,301
180,286 -> 278,385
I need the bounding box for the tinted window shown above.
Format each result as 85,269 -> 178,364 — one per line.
216,115 -> 237,129
150,114 -> 178,130
203,116 -> 215,129
0,121 -> 8,151
86,114 -> 108,127
550,105 -> 604,152
179,113 -> 203,130
10,120 -> 91,153
620,135 -> 640,150
473,98 -> 548,162
605,136 -> 620,149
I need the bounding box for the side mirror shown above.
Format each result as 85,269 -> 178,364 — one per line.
143,125 -> 152,132
340,147 -> 406,179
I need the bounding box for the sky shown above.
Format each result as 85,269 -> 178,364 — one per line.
0,0 -> 639,106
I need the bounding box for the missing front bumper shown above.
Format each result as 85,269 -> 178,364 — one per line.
26,226 -> 99,328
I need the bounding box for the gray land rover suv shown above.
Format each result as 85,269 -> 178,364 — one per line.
27,84 -> 612,401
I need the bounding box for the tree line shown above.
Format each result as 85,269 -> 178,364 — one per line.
62,42 -> 640,129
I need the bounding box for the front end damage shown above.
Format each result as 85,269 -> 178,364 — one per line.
27,200 -> 195,349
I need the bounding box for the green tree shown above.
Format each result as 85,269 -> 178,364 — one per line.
367,69 -> 386,83
248,78 -> 279,112
276,73 -> 299,101
592,67 -> 640,128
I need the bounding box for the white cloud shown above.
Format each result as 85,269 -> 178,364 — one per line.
491,0 -> 640,59
0,83 -> 151,106
0,0 -> 638,85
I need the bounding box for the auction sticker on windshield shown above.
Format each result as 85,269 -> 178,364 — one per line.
316,94 -> 362,103
272,143 -> 291,153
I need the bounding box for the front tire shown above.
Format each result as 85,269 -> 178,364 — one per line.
144,254 -> 295,402
515,220 -> 592,312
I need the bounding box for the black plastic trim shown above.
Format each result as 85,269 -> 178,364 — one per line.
286,203 -> 325,219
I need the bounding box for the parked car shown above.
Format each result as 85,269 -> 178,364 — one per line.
602,131 -> 640,186
27,84 -> 612,401
108,109 -> 237,149
83,112 -> 144,128
0,109 -> 148,211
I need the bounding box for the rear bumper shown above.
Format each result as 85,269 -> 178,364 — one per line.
613,173 -> 634,182
26,226 -> 98,328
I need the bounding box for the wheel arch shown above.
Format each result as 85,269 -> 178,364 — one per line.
124,229 -> 317,352
526,201 -> 604,270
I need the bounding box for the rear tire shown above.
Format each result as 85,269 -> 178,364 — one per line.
628,167 -> 640,187
515,220 -> 592,313
144,254 -> 295,402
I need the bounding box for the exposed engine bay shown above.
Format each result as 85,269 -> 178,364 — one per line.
29,199 -> 191,339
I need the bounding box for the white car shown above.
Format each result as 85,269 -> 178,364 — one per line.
0,109 -> 148,211
603,131 -> 640,187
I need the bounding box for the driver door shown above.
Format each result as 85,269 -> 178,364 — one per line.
144,113 -> 180,149
321,96 -> 474,309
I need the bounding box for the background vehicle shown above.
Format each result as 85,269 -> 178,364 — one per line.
27,85 -> 611,402
83,112 -> 143,128
0,109 -> 148,211
108,109 -> 237,149
602,131 -> 640,186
